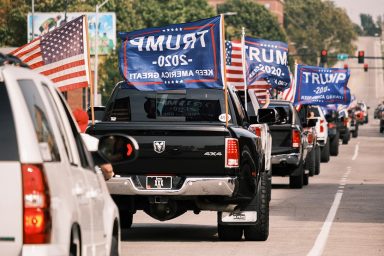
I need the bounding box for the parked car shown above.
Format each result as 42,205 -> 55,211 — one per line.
0,58 -> 137,256
87,83 -> 274,241
264,100 -> 313,188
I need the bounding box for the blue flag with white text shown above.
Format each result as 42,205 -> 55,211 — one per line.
294,65 -> 351,106
118,16 -> 224,91
244,37 -> 290,90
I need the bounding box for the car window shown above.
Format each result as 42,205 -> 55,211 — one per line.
0,83 -> 19,161
42,84 -> 74,164
55,91 -> 94,170
18,79 -> 60,162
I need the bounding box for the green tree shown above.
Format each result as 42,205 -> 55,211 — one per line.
217,0 -> 287,41
285,0 -> 357,66
360,13 -> 381,36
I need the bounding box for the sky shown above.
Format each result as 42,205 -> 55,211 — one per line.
331,0 -> 384,25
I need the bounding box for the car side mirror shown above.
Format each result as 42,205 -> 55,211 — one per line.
257,108 -> 278,124
98,134 -> 139,164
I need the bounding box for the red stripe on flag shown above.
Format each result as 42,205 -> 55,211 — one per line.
23,52 -> 42,63
40,60 -> 85,76
231,54 -> 241,59
228,62 -> 243,67
51,70 -> 86,83
58,81 -> 89,92
30,61 -> 44,69
226,69 -> 243,75
14,44 -> 40,58
227,78 -> 244,83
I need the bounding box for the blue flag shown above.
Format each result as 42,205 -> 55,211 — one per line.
244,37 -> 290,90
118,16 -> 224,91
294,65 -> 351,106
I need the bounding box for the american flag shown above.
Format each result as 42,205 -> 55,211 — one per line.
225,40 -> 271,106
11,15 -> 90,91
279,71 -> 295,102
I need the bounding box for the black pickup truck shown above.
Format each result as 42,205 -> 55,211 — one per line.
264,100 -> 314,188
87,82 -> 274,241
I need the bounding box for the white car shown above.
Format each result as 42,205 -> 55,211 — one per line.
0,61 -> 136,255
307,106 -> 329,163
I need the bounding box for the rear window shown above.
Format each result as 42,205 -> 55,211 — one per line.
267,103 -> 292,124
0,83 -> 19,161
105,88 -> 227,123
308,106 -> 321,117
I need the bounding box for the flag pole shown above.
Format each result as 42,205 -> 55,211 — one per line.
84,15 -> 95,125
221,14 -> 229,128
241,27 -> 247,111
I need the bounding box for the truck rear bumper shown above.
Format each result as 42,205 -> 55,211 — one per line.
107,176 -> 237,196
271,153 -> 300,166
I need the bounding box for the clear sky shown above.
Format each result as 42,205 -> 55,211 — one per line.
331,0 -> 383,25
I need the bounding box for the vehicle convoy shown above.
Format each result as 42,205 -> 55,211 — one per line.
87,82 -> 274,241
0,57 -> 138,255
264,100 -> 314,189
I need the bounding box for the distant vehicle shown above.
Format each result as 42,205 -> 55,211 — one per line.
265,100 -> 314,188
322,108 -> 340,157
348,108 -> 359,138
338,109 -> 351,144
357,101 -> 369,124
88,83 -> 274,241
0,58 -> 138,255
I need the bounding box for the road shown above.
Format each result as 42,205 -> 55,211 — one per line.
120,37 -> 384,256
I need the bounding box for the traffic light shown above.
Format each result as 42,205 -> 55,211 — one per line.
364,63 -> 368,72
320,49 -> 328,63
343,63 -> 348,69
358,50 -> 365,64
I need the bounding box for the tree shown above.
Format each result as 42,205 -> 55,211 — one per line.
360,13 -> 381,36
217,0 -> 287,41
285,0 -> 357,66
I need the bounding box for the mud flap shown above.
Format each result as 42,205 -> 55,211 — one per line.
218,195 -> 258,225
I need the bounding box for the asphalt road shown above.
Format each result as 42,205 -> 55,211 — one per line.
120,37 -> 384,256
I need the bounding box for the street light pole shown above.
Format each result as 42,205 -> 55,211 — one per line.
31,0 -> 34,40
94,0 -> 109,106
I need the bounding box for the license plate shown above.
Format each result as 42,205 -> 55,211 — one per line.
146,176 -> 172,190
221,211 -> 257,223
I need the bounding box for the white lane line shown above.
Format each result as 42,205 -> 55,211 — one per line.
352,143 -> 360,161
307,170 -> 350,256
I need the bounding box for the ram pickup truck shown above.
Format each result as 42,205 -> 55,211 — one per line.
264,100 -> 315,188
87,82 -> 274,241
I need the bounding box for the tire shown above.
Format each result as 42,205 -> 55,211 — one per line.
69,226 -> 81,256
321,141 -> 330,163
364,116 -> 368,124
352,125 -> 359,138
330,132 -> 339,156
305,148 -> 316,177
315,145 -> 321,175
244,171 -> 270,241
289,161 -> 304,189
110,221 -> 119,256
119,211 -> 133,230
342,129 -> 350,144
217,224 -> 243,241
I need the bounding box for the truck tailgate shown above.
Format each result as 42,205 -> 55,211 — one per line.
269,125 -> 293,154
90,122 -> 230,176
0,162 -> 23,255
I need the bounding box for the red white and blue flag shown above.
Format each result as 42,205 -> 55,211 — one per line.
11,15 -> 90,91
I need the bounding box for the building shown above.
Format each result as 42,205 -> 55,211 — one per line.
208,0 -> 285,26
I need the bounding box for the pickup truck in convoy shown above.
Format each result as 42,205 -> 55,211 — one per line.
87,82 -> 275,241
263,100 -> 315,188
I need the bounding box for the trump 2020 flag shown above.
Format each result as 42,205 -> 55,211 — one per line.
244,37 -> 290,90
118,16 -> 224,91
11,15 -> 90,91
294,64 -> 351,106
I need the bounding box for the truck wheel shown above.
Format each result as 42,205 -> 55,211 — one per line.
305,149 -> 316,177
342,129 -> 350,145
352,126 -> 359,138
380,127 -> 384,133
321,141 -> 330,163
289,162 -> 304,189
330,132 -> 339,156
244,172 -> 269,241
119,211 -> 133,229
217,223 -> 243,241
315,146 -> 321,175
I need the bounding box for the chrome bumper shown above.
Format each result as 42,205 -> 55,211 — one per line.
106,176 -> 237,196
271,153 -> 300,165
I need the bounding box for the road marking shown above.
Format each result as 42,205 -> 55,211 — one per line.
352,143 -> 360,161
307,169 -> 351,256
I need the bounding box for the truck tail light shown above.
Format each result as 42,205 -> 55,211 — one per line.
292,130 -> 301,148
328,123 -> 336,129
320,120 -> 324,133
307,131 -> 314,144
225,138 -> 240,168
249,125 -> 262,137
22,164 -> 51,244
343,117 -> 349,126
